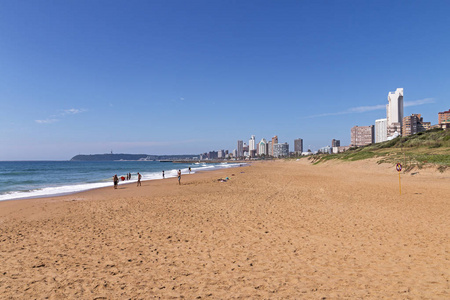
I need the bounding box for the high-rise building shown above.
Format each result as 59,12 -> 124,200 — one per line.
271,136 -> 278,156
438,109 -> 450,129
402,114 -> 431,136
386,88 -> 404,137
218,150 -> 225,159
351,125 -> 374,147
375,118 -> 388,143
258,138 -> 267,156
273,142 -> 289,158
208,151 -> 218,159
243,143 -> 249,157
268,141 -> 273,156
249,135 -> 256,152
237,140 -> 243,158
331,139 -> 340,147
294,138 -> 303,155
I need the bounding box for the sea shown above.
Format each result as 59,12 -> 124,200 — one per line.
0,161 -> 243,201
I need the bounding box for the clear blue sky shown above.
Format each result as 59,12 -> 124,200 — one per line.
1,0 -> 449,160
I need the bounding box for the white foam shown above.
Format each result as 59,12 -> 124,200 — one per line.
0,181 -> 111,201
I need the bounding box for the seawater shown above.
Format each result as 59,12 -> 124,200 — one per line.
0,161 -> 242,201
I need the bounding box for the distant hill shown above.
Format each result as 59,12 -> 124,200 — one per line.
70,153 -> 198,161
309,128 -> 450,171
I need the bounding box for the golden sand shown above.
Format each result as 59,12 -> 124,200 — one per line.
0,160 -> 449,298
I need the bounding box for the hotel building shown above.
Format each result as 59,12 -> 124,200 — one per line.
375,118 -> 388,143
351,125 -> 374,147
438,109 -> 450,129
258,138 -> 268,156
386,88 -> 404,137
249,136 -> 256,157
273,142 -> 289,158
237,140 -> 243,158
294,138 -> 303,155
402,114 -> 431,136
271,136 -> 278,156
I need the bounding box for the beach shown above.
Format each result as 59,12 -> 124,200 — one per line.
0,159 -> 449,298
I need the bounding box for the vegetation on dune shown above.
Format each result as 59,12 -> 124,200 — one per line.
306,128 -> 450,172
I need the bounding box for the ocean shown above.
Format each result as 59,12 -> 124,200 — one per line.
0,161 -> 242,201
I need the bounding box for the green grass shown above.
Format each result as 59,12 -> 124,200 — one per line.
310,128 -> 450,171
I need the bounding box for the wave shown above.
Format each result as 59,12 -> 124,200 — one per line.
0,162 -> 245,201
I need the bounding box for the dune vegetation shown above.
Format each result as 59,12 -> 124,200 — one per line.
308,128 -> 450,172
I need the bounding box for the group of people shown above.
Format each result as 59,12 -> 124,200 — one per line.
113,172 -> 141,189
114,168 -> 189,189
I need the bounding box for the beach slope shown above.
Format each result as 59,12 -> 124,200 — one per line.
0,160 -> 449,298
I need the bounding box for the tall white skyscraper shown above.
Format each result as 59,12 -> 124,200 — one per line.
258,138 -> 267,155
387,88 -> 404,125
375,118 -> 388,143
249,135 -> 256,152
386,88 -> 404,137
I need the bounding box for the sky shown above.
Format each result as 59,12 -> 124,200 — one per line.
1,0 -> 449,160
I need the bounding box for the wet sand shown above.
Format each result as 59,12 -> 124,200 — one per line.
0,159 -> 449,298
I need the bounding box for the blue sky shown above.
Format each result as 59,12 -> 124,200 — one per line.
1,0 -> 449,160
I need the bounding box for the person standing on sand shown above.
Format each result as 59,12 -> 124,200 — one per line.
177,169 -> 181,185
162,170 -> 165,179
189,167 -> 191,174
113,174 -> 119,189
137,172 -> 142,186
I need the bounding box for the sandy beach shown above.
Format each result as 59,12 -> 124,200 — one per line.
0,159 -> 449,299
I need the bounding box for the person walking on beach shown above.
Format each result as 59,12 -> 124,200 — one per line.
177,169 -> 181,185
189,167 -> 191,174
137,172 -> 142,186
162,170 -> 165,179
113,174 -> 119,189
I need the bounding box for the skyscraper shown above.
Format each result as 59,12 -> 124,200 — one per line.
258,138 -> 267,156
249,135 -> 256,152
294,138 -> 303,155
331,139 -> 340,147
375,118 -> 388,143
237,140 -> 243,158
271,135 -> 278,156
386,88 -> 404,137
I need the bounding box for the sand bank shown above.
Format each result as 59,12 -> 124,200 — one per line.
0,160 -> 449,298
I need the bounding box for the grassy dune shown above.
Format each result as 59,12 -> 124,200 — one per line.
309,128 -> 450,172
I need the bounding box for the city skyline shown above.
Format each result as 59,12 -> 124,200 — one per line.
1,1 -> 449,160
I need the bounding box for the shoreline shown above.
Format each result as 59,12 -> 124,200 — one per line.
1,159 -> 448,298
0,163 -> 248,218
0,161 -> 247,203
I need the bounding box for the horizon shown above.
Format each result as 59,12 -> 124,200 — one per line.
1,1 -> 449,160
